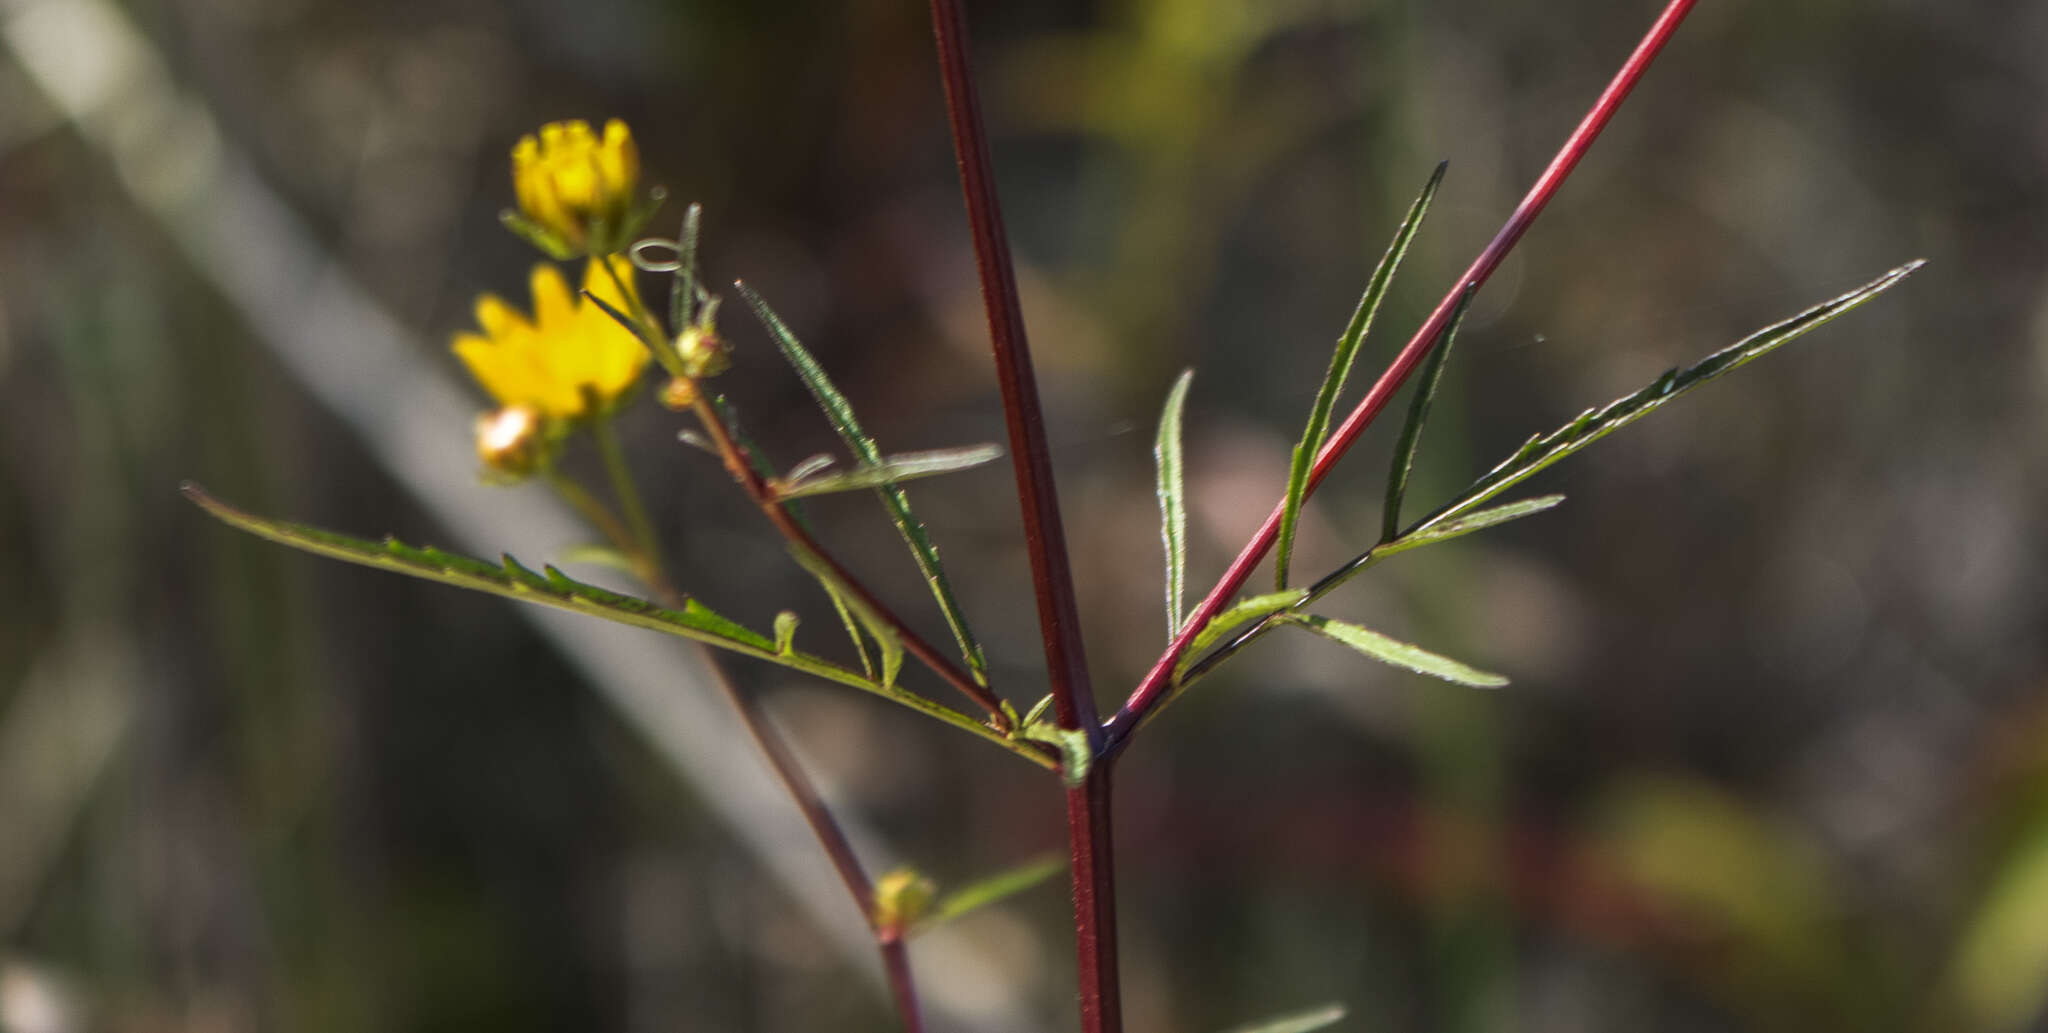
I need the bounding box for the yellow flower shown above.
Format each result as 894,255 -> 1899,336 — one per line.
511,119 -> 641,254
452,257 -> 649,420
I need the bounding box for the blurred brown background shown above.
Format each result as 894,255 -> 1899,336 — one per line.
1,0 -> 2044,1031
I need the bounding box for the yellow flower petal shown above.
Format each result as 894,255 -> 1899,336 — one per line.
451,259 -> 650,420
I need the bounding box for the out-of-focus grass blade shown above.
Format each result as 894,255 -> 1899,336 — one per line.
1408,260 -> 1924,537
1173,589 -> 1308,681
1275,161 -> 1446,589
1155,370 -> 1195,638
1941,804 -> 2048,1031
1382,283 -> 1475,542
1286,613 -> 1506,688
738,283 -> 989,685
772,444 -> 1003,500
909,855 -> 1066,936
1220,1003 -> 1347,1033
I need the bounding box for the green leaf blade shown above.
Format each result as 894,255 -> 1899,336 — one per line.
1175,588 -> 1309,681
1155,369 -> 1195,638
1411,260 -> 1923,535
738,284 -> 990,684
183,484 -> 789,653
911,855 -> 1066,936
1277,161 -> 1447,589
1288,613 -> 1507,688
1376,495 -> 1566,559
1382,283 -> 1475,542
772,444 -> 1004,499
1221,1003 -> 1348,1033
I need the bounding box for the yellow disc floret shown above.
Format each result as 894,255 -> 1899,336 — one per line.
511,119 -> 641,254
451,257 -> 650,420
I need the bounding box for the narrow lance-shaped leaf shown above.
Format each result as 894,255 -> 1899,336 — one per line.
1174,589 -> 1309,681
557,543 -> 640,575
1383,283 -> 1476,542
1276,161 -> 1447,589
672,202 -> 703,332
1154,369 -> 1195,637
1220,1003 -> 1348,1033
1377,495 -> 1565,559
1286,613 -> 1507,688
909,855 -> 1066,936
1307,495 -> 1569,603
772,444 -> 1004,500
182,485 -> 1058,771
789,546 -> 904,689
737,284 -> 990,685
1407,260 -> 1924,537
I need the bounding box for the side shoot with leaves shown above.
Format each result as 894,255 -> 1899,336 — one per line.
185,1 -> 1920,1030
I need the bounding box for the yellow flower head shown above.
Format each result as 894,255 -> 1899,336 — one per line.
452,257 -> 649,420
511,119 -> 640,254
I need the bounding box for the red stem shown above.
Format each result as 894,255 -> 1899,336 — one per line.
924,1 -> 1120,1031
880,938 -> 926,1033
1104,0 -> 1701,755
705,657 -> 926,1032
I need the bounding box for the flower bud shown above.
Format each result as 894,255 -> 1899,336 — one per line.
870,867 -> 937,935
475,405 -> 544,479
657,376 -> 701,411
510,119 -> 642,256
676,324 -> 731,379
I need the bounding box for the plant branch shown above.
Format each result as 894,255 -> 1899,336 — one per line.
924,2 -> 1120,1032
1103,0 -> 1701,756
591,414 -> 673,594
703,656 -> 925,1033
924,0 -> 1097,739
579,436 -> 929,1032
688,394 -> 1016,731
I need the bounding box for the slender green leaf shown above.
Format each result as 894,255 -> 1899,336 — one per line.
790,547 -> 903,689
910,855 -> 1066,935
182,485 -> 1061,770
1276,161 -> 1447,589
1376,495 -> 1565,559
1175,589 -> 1309,681
558,543 -> 640,574
824,580 -> 876,679
1287,613 -> 1507,688
1409,260 -> 1923,536
1155,370 -> 1195,637
184,483 -> 775,649
1382,284 -> 1476,542
772,444 -> 1004,500
672,202 -> 702,332
738,283 -> 989,684
784,452 -> 838,483
1019,692 -> 1054,730
1221,1003 -> 1347,1033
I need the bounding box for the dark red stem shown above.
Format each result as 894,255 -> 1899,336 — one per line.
924,1 -> 1120,1031
1103,0 -> 1701,755
704,649 -> 924,1031
881,938 -> 927,1033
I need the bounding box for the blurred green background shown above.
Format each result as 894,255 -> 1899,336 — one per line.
2,0 -> 2044,1031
